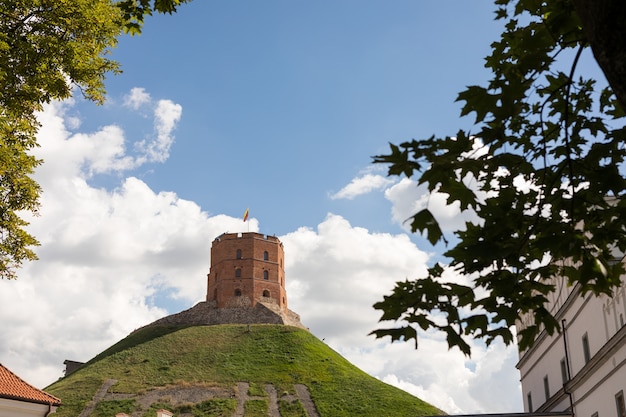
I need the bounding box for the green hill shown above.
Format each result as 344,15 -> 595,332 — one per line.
46,324 -> 443,417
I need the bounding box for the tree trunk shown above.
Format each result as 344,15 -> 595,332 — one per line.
571,0 -> 626,112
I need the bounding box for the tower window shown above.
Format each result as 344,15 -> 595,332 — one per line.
236,268 -> 241,278
236,249 -> 242,259
263,290 -> 270,297
235,289 -> 242,296
560,358 -> 568,384
263,270 -> 269,280
264,251 -> 269,261
582,332 -> 591,364
527,392 -> 533,412
543,375 -> 550,401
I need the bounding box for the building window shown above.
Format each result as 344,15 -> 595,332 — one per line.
582,332 -> 591,364
236,249 -> 242,259
263,270 -> 269,280
620,313 -> 624,327
263,290 -> 270,297
235,289 -> 242,296
527,392 -> 533,413
560,358 -> 568,384
264,251 -> 268,261
543,375 -> 550,401
213,289 -> 217,300
236,268 -> 241,278
617,390 -> 626,417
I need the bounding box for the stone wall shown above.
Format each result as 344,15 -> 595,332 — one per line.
134,301 -> 306,333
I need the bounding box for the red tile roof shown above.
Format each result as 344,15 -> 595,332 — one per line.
0,363 -> 61,406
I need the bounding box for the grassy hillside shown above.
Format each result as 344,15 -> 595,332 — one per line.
46,324 -> 443,417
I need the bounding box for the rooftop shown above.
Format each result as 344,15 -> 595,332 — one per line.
0,363 -> 61,406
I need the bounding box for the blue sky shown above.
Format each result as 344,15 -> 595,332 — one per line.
0,2 -> 533,413
82,0 -> 500,236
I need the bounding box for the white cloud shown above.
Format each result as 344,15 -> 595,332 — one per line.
330,173 -> 396,200
0,96 -> 522,414
332,165 -> 481,236
36,102 -> 136,179
135,99 -> 182,164
123,87 -> 152,110
37,94 -> 182,177
384,177 -> 480,233
372,336 -> 522,413
282,214 -> 430,343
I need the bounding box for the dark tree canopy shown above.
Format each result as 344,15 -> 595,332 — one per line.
0,0 -> 189,280
371,0 -> 626,354
117,0 -> 191,35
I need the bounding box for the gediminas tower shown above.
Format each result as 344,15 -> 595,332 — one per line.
137,231 -> 304,330
206,232 -> 288,310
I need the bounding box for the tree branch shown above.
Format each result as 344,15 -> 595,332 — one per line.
571,0 -> 626,111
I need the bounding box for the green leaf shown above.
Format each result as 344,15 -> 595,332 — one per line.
456,86 -> 498,123
444,326 -> 471,356
369,326 -> 418,349
408,209 -> 444,245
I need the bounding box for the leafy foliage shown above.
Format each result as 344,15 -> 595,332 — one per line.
0,0 -> 187,279
0,0 -> 121,278
371,0 -> 626,354
117,0 -> 192,35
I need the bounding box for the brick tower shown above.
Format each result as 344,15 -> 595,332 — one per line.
132,231 -> 304,331
206,232 -> 287,310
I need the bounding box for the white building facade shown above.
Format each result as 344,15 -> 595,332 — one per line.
516,274 -> 626,417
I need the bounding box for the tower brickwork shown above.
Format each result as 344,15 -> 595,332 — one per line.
206,232 -> 287,310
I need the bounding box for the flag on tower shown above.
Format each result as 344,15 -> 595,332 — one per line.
243,208 -> 249,222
